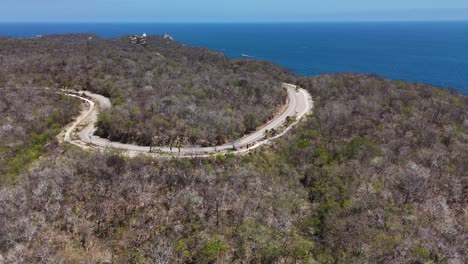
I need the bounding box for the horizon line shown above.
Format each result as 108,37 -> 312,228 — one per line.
1,19 -> 468,23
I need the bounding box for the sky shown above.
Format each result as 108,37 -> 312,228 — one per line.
1,0 -> 468,22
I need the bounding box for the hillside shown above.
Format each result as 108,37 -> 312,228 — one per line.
0,35 -> 467,263
0,34 -> 291,147
0,88 -> 80,182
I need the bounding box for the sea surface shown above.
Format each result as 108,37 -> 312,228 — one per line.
1,22 -> 467,93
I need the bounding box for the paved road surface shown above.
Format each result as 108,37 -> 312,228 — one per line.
61,83 -> 313,157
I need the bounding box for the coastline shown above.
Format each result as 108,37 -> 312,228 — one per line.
1,23 -> 467,93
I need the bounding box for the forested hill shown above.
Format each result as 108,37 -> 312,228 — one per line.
0,34 -> 292,146
0,34 -> 467,263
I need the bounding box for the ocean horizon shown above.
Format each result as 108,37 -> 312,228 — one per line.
1,22 -> 467,93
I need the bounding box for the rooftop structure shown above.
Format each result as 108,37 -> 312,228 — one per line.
129,33 -> 147,46
163,34 -> 174,41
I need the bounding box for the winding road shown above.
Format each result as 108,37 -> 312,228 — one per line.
59,83 -> 313,157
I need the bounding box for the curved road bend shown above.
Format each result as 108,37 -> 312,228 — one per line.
61,83 -> 313,157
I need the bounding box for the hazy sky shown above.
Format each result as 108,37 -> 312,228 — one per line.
1,0 -> 468,22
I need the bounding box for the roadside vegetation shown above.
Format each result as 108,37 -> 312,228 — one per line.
0,34 -> 291,147
0,88 -> 80,182
1,68 -> 466,262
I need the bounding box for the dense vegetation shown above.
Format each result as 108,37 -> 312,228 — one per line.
0,34 -> 291,146
0,88 -> 80,182
292,74 -> 467,263
0,35 -> 467,263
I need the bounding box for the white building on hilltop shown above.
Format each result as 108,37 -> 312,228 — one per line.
163,33 -> 174,41
129,33 -> 147,45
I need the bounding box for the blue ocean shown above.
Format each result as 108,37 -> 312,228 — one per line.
1,22 -> 467,93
